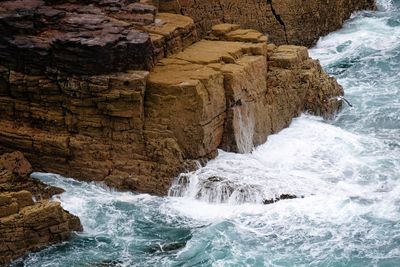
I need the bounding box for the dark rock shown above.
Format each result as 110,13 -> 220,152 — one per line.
263,194 -> 300,205
0,151 -> 82,265
0,0 -> 155,75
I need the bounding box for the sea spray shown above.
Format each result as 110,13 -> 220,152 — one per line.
17,2 -> 400,266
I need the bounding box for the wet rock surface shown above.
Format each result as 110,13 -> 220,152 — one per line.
0,21 -> 343,195
0,152 -> 82,265
262,194 -> 300,205
171,174 -> 303,204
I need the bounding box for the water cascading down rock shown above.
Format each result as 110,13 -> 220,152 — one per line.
0,0 -> 344,195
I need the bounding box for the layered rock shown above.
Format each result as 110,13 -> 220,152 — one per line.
0,0 -> 197,75
0,191 -> 82,265
158,0 -> 376,46
0,151 -> 64,199
0,151 -> 82,265
0,20 -> 343,194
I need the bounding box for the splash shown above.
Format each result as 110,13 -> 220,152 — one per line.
16,1 -> 400,266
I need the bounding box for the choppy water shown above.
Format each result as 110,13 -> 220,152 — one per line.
14,1 -> 400,266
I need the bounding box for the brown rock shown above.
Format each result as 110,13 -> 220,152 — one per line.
0,151 -> 32,178
0,191 -> 82,265
0,0 -> 155,75
0,152 -> 64,200
0,20 -> 344,195
144,12 -> 198,59
157,0 -> 376,47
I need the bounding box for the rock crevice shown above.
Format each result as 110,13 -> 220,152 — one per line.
267,0 -> 288,44
158,0 -> 376,46
0,19 -> 343,194
0,0 -> 355,195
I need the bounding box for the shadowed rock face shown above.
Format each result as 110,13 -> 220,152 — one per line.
0,23 -> 343,195
157,0 -> 376,47
0,152 -> 82,265
0,0 -> 155,75
0,151 -> 64,200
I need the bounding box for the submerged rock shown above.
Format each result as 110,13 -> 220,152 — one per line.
173,174 -> 304,205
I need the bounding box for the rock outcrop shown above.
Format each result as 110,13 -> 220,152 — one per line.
0,151 -> 82,265
0,0 -> 197,75
0,13 -> 344,194
157,0 -> 376,46
0,191 -> 82,265
0,151 -> 64,199
0,0 -> 359,195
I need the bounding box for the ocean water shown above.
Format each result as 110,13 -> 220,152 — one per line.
13,1 -> 400,266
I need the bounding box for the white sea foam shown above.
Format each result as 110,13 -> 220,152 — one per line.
20,1 -> 400,265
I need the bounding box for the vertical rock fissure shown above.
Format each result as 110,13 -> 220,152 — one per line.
267,0 -> 289,44
217,0 -> 226,23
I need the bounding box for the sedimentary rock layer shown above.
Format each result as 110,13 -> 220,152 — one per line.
0,151 -> 82,265
158,0 -> 376,46
0,0 -> 197,75
0,191 -> 82,265
0,23 -> 343,195
0,151 -> 64,199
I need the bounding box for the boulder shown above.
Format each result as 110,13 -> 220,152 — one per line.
0,191 -> 82,265
0,151 -> 82,265
0,0 -> 155,75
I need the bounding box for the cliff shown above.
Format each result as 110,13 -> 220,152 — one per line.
158,0 -> 376,47
0,151 -> 82,265
0,0 -> 344,195
0,151 -> 65,199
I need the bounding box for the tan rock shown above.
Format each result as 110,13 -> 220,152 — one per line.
158,0 -> 376,47
0,191 -> 82,265
0,25 -> 343,195
144,12 -> 198,59
0,152 -> 64,200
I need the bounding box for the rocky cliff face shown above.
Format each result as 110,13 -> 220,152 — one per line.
158,0 -> 376,46
0,151 -> 65,199
0,0 -> 344,195
0,151 -> 82,265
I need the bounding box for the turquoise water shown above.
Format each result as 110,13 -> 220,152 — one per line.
13,1 -> 400,266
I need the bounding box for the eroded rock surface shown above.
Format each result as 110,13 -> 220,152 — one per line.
158,0 -> 376,46
0,0 -> 198,75
0,22 -> 343,194
0,0 -> 349,195
0,191 -> 82,265
0,151 -> 64,200
0,152 -> 82,265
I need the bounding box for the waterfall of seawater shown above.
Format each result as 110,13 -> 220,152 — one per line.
15,1 -> 400,266
234,104 -> 255,154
